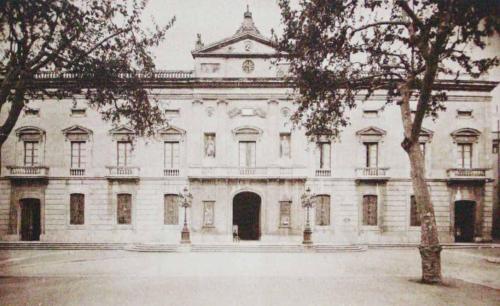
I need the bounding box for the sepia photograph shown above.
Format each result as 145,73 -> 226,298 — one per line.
0,0 -> 499,305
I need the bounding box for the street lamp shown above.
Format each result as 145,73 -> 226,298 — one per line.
301,186 -> 315,245
179,186 -> 193,244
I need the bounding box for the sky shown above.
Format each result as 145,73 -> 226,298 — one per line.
143,0 -> 282,70
141,0 -> 499,81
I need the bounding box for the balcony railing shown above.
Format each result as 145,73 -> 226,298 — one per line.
447,168 -> 488,180
6,166 -> 49,178
164,169 -> 180,177
106,166 -> 140,179
70,168 -> 85,176
315,169 -> 331,177
355,167 -> 390,180
188,167 -> 307,179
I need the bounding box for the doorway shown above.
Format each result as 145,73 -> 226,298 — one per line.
20,198 -> 41,241
233,192 -> 261,240
454,200 -> 475,242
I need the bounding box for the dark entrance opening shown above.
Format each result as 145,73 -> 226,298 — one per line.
454,200 -> 475,242
233,192 -> 261,240
20,198 -> 41,241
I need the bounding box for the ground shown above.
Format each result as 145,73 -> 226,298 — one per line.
0,248 -> 499,306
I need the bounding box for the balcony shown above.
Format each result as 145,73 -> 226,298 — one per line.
188,167 -> 307,180
446,168 -> 489,181
164,169 -> 180,177
106,166 -> 140,180
315,169 -> 331,177
355,167 -> 390,181
70,168 -> 85,176
6,166 -> 49,180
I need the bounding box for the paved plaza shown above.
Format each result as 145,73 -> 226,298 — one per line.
0,248 -> 499,306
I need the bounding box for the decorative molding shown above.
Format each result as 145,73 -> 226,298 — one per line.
356,126 -> 386,143
15,126 -> 45,141
158,125 -> 186,142
109,125 -> 135,141
228,107 -> 266,118
62,125 -> 93,142
232,126 -> 263,141
451,127 -> 481,143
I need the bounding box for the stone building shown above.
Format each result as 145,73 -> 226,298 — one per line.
0,10 -> 498,244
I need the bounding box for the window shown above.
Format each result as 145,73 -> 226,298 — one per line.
493,141 -> 499,154
24,141 -> 39,166
315,195 -> 331,226
279,201 -> 292,227
71,141 -> 86,169
457,143 -> 472,168
363,110 -> 379,118
280,133 -> 291,158
164,194 -> 179,225
203,201 -> 215,227
164,141 -> 180,169
362,195 -> 378,226
117,141 -> 132,167
165,109 -> 180,117
239,141 -> 256,168
70,193 -> 85,225
25,108 -> 40,116
365,143 -> 378,168
410,196 -> 420,227
457,109 -> 473,118
70,107 -> 86,117
204,133 -> 216,158
117,194 -> 132,224
318,142 -> 331,169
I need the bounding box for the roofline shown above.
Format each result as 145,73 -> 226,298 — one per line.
16,77 -> 498,92
191,32 -> 277,56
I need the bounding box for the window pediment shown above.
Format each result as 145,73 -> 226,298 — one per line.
419,128 -> 434,143
159,125 -> 186,142
356,126 -> 386,142
62,125 -> 93,141
232,126 -> 263,141
15,126 -> 45,141
109,125 -> 135,141
451,128 -> 480,143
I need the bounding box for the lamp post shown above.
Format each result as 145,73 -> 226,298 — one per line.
301,186 -> 315,245
179,186 -> 193,244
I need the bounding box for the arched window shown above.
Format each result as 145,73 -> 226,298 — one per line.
315,195 -> 330,226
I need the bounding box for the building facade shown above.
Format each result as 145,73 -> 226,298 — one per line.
0,11 -> 498,244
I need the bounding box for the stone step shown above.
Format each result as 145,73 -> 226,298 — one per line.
0,242 -> 125,250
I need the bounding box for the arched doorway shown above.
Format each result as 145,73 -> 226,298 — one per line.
454,200 -> 475,242
233,192 -> 261,240
20,198 -> 41,241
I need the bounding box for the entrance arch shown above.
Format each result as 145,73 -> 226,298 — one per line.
454,200 -> 475,242
233,192 -> 261,240
20,198 -> 41,241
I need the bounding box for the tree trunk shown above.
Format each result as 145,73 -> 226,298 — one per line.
406,142 -> 442,284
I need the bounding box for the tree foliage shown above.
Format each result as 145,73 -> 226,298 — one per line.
279,0 -> 498,139
0,0 -> 174,145
278,0 -> 499,284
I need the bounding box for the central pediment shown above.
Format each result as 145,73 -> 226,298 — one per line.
191,8 -> 287,78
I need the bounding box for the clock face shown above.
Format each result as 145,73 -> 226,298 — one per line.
244,40 -> 253,51
242,60 -> 255,73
